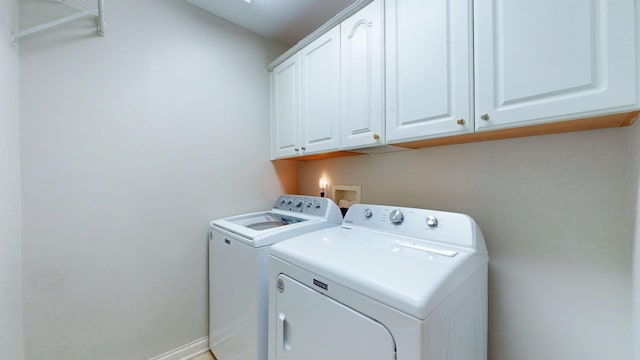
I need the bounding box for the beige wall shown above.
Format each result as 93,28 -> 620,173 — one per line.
299,127 -> 634,360
0,0 -> 23,358
19,1 -> 295,359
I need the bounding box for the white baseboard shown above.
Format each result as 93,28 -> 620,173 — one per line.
149,336 -> 210,360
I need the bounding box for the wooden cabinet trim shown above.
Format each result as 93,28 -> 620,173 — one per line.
393,111 -> 640,149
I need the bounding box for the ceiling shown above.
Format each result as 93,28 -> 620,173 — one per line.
185,0 -> 356,46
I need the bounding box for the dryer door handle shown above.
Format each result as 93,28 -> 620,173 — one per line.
279,313 -> 292,351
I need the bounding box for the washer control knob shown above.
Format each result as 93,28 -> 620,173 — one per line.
287,198 -> 292,205
306,201 -> 313,208
363,209 -> 373,219
280,198 -> 286,204
426,215 -> 439,228
314,201 -> 322,209
389,209 -> 404,225
295,198 -> 303,207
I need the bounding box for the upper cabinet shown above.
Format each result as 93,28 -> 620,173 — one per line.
271,55 -> 300,159
271,26 -> 341,159
300,26 -> 342,154
270,0 -> 639,159
340,0 -> 385,150
474,0 -> 638,131
385,0 -> 473,144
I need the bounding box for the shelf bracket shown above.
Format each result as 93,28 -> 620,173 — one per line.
11,0 -> 105,46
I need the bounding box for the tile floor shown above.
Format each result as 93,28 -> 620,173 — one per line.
192,351 -> 215,360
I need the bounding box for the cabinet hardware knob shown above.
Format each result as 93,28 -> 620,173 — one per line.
294,148 -> 300,152
456,118 -> 465,125
481,113 -> 490,121
373,134 -> 380,140
301,147 -> 306,151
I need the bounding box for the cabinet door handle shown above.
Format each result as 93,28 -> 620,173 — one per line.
456,118 -> 465,125
294,148 -> 300,152
481,113 -> 490,121
301,147 -> 306,151
373,134 -> 380,140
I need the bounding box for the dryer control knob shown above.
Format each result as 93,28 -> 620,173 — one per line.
314,201 -> 322,209
363,209 -> 373,219
295,198 -> 304,207
389,210 -> 404,225
426,215 -> 439,228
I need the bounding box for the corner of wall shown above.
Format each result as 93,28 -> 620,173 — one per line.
632,3 -> 640,357
629,120 -> 640,359
272,159 -> 300,195
0,0 -> 24,359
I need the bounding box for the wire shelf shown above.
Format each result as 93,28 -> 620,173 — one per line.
11,0 -> 105,45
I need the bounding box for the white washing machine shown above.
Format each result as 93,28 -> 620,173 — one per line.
268,204 -> 489,360
209,195 -> 342,360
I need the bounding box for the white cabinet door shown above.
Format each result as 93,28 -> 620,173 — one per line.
386,0 -> 473,144
340,0 -> 384,150
475,0 -> 637,131
300,26 -> 341,155
275,274 -> 396,360
271,55 -> 300,159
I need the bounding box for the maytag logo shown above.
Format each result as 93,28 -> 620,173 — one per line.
313,278 -> 328,291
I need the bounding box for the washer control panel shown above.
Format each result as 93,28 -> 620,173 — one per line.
389,209 -> 405,225
344,204 -> 479,249
273,195 -> 329,216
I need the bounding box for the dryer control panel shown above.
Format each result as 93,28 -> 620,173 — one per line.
343,204 -> 486,254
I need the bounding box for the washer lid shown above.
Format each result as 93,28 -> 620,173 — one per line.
210,210 -> 340,247
270,226 -> 488,319
210,195 -> 344,247
212,210 -> 329,247
225,212 -> 308,230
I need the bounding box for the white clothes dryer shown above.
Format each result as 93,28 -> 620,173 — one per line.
209,195 -> 342,360
268,204 -> 488,360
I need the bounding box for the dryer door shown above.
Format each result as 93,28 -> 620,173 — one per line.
275,274 -> 396,360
